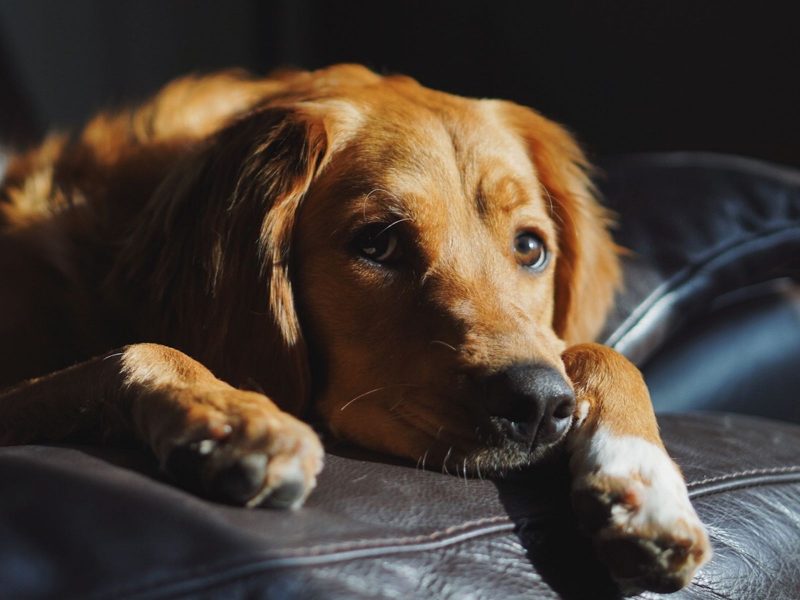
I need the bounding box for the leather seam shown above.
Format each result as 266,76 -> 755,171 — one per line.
687,467 -> 800,500
686,465 -> 800,488
605,224 -> 800,352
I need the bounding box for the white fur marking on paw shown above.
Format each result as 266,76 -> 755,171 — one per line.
570,428 -> 712,590
572,426 -> 705,547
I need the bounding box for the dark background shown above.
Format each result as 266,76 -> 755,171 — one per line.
0,0 -> 798,166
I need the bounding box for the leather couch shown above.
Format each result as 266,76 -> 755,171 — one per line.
1,152 -> 799,599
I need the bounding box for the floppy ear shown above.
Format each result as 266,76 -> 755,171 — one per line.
116,105 -> 333,416
498,102 -> 621,345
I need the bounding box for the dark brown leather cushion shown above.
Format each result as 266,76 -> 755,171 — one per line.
1,413 -> 799,599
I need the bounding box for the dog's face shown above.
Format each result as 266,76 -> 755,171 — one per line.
280,71 -> 618,474
150,66 -> 617,475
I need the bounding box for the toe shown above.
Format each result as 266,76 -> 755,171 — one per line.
259,476 -> 307,509
210,453 -> 269,504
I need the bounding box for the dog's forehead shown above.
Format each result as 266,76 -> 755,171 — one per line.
329,92 -> 549,223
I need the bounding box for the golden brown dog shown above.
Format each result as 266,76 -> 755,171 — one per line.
0,65 -> 710,592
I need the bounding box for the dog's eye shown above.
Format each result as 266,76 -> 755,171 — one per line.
514,231 -> 548,271
354,224 -> 403,264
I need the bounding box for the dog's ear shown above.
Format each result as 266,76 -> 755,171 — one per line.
118,105 -> 339,416
498,102 -> 621,345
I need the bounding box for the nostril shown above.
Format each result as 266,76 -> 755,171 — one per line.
539,390 -> 575,445
551,393 -> 576,421
502,419 -> 536,444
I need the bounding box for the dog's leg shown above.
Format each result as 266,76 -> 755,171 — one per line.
562,343 -> 711,593
0,343 -> 323,508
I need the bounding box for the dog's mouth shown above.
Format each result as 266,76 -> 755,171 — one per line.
396,409 -> 570,477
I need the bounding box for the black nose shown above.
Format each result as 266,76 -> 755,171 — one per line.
483,363 -> 575,446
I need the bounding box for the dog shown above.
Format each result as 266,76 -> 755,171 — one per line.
0,64 -> 710,593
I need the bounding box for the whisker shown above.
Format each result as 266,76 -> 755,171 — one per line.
442,446 -> 453,475
541,185 -> 559,225
430,340 -> 458,352
362,188 -> 407,222
363,188 -> 386,220
339,383 -> 422,412
339,386 -> 387,412
377,218 -> 413,237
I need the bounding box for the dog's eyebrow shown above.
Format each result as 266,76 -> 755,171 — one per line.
354,188 -> 414,223
475,184 -> 490,219
476,176 -> 531,217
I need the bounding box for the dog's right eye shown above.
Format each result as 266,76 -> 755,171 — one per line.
514,231 -> 549,271
353,224 -> 404,265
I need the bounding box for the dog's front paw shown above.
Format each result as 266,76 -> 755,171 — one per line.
571,429 -> 711,594
138,386 -> 324,509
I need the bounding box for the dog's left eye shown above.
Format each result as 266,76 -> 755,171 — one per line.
354,224 -> 403,264
514,231 -> 549,271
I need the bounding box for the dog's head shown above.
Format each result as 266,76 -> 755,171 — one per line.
142,65 -> 619,474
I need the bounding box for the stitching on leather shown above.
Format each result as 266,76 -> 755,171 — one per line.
689,477 -> 800,501
686,465 -> 800,489
687,469 -> 800,503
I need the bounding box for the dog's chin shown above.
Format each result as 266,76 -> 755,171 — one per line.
460,440 -> 565,477
427,425 -> 569,478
